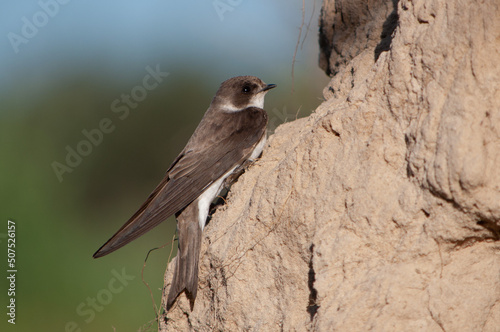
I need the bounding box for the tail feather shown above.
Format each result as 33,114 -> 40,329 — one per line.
166,204 -> 202,310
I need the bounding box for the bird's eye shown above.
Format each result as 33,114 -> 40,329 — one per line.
242,85 -> 251,93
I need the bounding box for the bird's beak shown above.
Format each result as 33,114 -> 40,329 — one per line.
260,84 -> 276,92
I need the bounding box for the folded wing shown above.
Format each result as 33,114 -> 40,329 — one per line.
93,107 -> 267,258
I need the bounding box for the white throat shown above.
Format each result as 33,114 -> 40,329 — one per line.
220,92 -> 267,112
250,93 -> 265,109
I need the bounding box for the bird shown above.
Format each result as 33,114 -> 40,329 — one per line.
93,75 -> 276,310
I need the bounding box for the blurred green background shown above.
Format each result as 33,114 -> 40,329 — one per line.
0,1 -> 328,331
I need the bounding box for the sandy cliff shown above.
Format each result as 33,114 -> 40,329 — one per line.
160,0 -> 500,330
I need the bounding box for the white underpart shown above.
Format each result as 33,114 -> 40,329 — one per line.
250,135 -> 267,161
197,166 -> 237,230
196,134 -> 266,231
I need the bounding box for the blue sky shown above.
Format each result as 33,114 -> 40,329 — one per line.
1,1 -> 325,94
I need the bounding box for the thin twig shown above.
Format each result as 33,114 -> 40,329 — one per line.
301,0 -> 316,49
292,0 -> 306,92
141,235 -> 176,323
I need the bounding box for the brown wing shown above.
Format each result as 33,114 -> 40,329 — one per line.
93,107 -> 267,258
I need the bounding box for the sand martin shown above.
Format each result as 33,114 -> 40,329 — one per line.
93,75 -> 276,310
